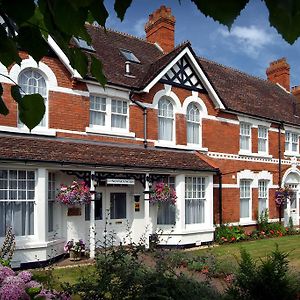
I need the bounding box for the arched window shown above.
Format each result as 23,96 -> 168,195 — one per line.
18,69 -> 47,127
158,97 -> 174,141
186,102 -> 200,144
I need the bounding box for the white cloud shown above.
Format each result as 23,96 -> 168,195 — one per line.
133,18 -> 147,37
217,25 -> 276,58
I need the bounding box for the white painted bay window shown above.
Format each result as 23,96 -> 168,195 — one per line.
240,122 -> 251,151
258,126 -> 268,153
185,177 -> 205,224
158,97 -> 174,141
258,180 -> 268,215
240,179 -> 251,221
48,172 -> 56,233
285,131 -> 299,153
0,170 -> 35,237
157,177 -> 176,225
186,102 -> 200,144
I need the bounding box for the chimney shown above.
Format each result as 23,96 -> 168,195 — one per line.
145,5 -> 175,53
292,86 -> 300,101
266,58 -> 290,91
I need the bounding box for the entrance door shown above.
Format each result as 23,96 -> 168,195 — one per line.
287,184 -> 299,226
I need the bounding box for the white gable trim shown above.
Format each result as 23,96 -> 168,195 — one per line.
47,36 -> 82,79
142,47 -> 225,110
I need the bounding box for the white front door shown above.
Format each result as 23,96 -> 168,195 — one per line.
285,184 -> 299,226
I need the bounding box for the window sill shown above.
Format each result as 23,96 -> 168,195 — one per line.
238,150 -> 272,159
155,141 -> 208,152
86,127 -> 135,138
284,151 -> 300,158
0,125 -> 56,136
239,219 -> 256,226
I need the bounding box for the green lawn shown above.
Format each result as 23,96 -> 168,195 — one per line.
188,235 -> 300,272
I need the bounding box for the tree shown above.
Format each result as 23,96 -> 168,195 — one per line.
0,0 -> 300,130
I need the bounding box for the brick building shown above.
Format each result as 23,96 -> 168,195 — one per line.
0,6 -> 300,266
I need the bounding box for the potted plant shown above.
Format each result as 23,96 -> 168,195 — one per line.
275,186 -> 294,224
64,239 -> 85,261
56,181 -> 92,216
149,181 -> 177,205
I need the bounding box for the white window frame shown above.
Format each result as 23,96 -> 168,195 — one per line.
86,95 -> 133,137
186,102 -> 201,145
239,179 -> 252,223
0,169 -> 35,238
89,95 -> 106,128
239,122 -> 251,153
285,131 -> 299,155
185,176 -> 206,228
258,126 -> 268,154
158,97 -> 175,143
48,172 -> 56,233
18,69 -> 49,129
258,180 -> 269,216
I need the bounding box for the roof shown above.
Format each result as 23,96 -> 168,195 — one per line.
0,135 -> 216,172
83,25 -> 300,126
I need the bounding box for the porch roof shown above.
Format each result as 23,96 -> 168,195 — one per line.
0,135 -> 216,172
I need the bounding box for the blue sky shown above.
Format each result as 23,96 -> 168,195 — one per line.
104,0 -> 300,87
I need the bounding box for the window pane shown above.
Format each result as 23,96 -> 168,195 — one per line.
240,198 -> 250,218
85,192 -> 103,221
110,193 -> 126,219
159,117 -> 173,141
157,202 -> 176,225
111,114 -> 126,128
187,122 -> 199,144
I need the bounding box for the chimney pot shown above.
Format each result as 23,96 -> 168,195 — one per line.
145,5 -> 175,53
266,57 -> 290,91
125,61 -> 131,75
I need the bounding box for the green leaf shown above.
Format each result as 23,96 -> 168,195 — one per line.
1,0 -> 36,25
17,26 -> 48,62
28,7 -> 49,39
69,48 -> 88,77
11,85 -> 22,103
90,55 -> 107,87
114,0 -> 132,21
0,84 -> 8,116
89,0 -> 109,27
18,94 -> 45,131
265,0 -> 300,44
0,26 -> 21,67
191,0 -> 249,29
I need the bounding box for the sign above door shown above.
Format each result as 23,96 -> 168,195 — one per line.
106,178 -> 135,185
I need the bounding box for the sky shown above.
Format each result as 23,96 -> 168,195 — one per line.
103,0 -> 300,87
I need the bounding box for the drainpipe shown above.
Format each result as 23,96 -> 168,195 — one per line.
217,169 -> 223,225
278,122 -> 283,187
129,90 -> 148,148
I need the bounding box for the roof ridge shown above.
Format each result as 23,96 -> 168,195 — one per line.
198,56 -> 276,87
87,23 -> 157,45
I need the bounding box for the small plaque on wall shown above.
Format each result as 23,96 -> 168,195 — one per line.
67,207 -> 82,216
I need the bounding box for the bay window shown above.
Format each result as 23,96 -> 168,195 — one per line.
240,122 -> 251,151
240,179 -> 251,220
258,180 -> 268,215
185,177 -> 205,224
158,97 -> 174,141
157,177 -> 176,225
258,126 -> 268,153
187,102 -> 200,144
0,170 -> 35,237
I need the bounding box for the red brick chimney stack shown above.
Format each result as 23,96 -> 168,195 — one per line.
145,5 -> 175,53
266,58 -> 290,91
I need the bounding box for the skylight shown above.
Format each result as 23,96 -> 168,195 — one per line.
74,38 -> 95,52
120,49 -> 140,63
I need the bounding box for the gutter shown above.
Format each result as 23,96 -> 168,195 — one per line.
129,90 -> 148,148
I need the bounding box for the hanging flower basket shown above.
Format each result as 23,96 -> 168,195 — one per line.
56,181 -> 92,207
275,186 -> 294,207
149,182 -> 177,205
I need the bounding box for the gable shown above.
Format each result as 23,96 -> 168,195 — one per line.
160,56 -> 203,91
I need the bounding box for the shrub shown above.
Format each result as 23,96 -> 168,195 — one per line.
224,246 -> 300,300
215,225 -> 246,243
187,252 -> 217,276
257,209 -> 269,232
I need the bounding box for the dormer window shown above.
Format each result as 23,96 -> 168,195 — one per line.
74,37 -> 95,52
120,49 -> 140,63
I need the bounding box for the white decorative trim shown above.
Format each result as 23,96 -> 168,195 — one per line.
238,115 -> 271,128
47,36 -> 82,79
284,125 -> 300,134
203,115 -> 239,125
154,141 -> 208,151
142,47 -> 225,109
239,151 -> 273,159
213,183 -> 237,188
152,87 -> 181,113
282,167 -> 300,187
9,57 -> 58,89
87,83 -> 129,99
182,93 -> 208,116
50,86 -> 89,97
0,125 -> 56,136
